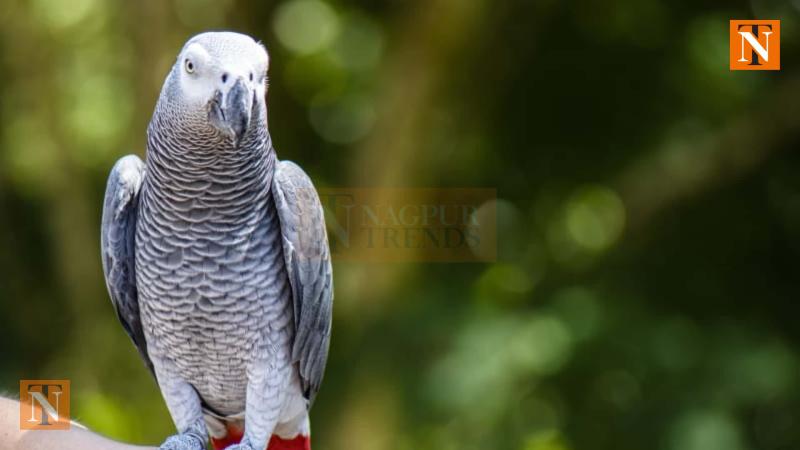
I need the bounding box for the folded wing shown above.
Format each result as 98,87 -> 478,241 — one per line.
272,160 -> 334,407
100,155 -> 154,375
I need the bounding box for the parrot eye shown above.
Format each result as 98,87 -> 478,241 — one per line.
249,72 -> 254,82
184,59 -> 195,74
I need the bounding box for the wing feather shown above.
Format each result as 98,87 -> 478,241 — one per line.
100,155 -> 154,375
272,160 -> 333,407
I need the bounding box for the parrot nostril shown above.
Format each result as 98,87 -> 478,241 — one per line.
221,73 -> 228,83
249,72 -> 253,82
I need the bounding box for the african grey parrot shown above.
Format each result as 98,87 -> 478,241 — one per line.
100,32 -> 333,450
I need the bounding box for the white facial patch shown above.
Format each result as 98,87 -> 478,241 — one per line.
174,32 -> 271,112
179,43 -> 215,105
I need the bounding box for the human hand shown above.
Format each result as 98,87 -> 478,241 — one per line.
0,396 -> 155,450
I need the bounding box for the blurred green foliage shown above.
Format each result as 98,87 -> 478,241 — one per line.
1,0 -> 799,449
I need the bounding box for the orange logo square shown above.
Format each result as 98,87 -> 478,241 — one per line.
730,20 -> 780,70
19,380 -> 71,430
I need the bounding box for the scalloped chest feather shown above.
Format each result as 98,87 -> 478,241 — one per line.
134,144 -> 293,416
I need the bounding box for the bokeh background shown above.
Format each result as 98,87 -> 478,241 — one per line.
1,0 -> 800,449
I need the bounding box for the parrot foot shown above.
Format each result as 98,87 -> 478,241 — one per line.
225,443 -> 256,450
158,432 -> 207,450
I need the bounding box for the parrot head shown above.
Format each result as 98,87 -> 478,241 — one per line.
158,31 -> 269,144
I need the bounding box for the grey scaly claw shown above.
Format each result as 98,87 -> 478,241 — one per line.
225,444 -> 256,450
225,436 -> 258,450
158,432 -> 206,450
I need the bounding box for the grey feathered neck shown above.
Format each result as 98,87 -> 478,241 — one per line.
145,73 -> 274,188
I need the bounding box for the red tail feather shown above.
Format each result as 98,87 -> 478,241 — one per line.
210,424 -> 244,450
209,424 -> 310,450
267,435 -> 311,450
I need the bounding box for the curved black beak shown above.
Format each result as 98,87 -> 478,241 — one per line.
209,79 -> 252,141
